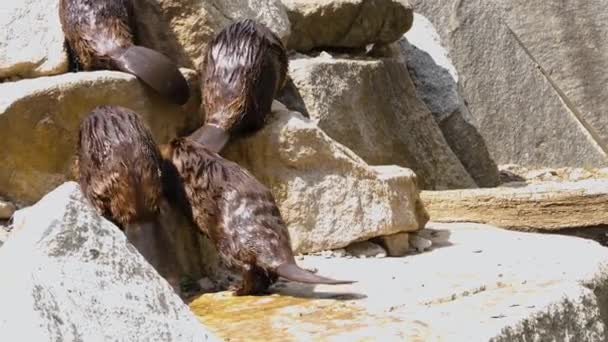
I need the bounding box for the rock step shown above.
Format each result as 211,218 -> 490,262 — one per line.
421,179 -> 608,230
188,222 -> 608,340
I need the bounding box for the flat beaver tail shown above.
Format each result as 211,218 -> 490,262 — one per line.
275,263 -> 356,285
110,45 -> 190,105
188,124 -> 230,153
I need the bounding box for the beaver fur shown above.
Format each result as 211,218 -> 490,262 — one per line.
164,137 -> 354,296
189,19 -> 288,152
59,0 -> 190,105
77,105 -> 181,294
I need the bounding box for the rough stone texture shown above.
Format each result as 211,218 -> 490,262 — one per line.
189,222 -> 608,340
282,0 -> 413,52
0,200 -> 16,220
0,1 -> 68,80
421,179 -> 608,230
223,101 -> 429,253
401,14 -> 499,187
375,232 -> 410,257
1,182 -> 219,341
494,0 -> 608,163
412,0 -> 607,167
134,0 -> 291,69
288,53 -> 476,190
345,241 -> 386,258
0,69 -> 201,204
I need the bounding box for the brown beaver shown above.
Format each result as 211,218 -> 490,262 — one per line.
163,137 -> 354,296
77,105 -> 181,294
59,0 -> 190,105
189,19 -> 288,152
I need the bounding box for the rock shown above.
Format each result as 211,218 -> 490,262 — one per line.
223,101 -> 429,253
189,222 -> 608,340
409,234 -> 432,253
133,0 -> 291,69
401,14 -> 500,187
412,0 -> 608,167
0,69 -> 201,204
345,241 -> 387,258
494,0 -> 608,162
0,199 -> 16,219
421,179 -> 608,230
282,0 -> 413,52
287,54 -> 476,190
375,232 -> 410,257
0,182 -> 219,341
0,1 -> 68,80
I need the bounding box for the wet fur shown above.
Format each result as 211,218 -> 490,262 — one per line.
59,0 -> 189,104
192,19 -> 288,151
165,138 -> 352,295
77,105 -> 180,293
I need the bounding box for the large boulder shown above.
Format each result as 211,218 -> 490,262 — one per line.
401,14 -> 500,187
0,182 -> 219,341
287,53 -> 477,190
223,101 -> 429,253
412,0 -> 607,167
0,0 -> 68,80
134,0 -> 291,69
0,70 -> 201,204
282,0 -> 414,52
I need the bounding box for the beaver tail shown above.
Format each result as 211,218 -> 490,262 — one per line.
110,45 -> 190,105
187,124 -> 230,153
275,263 -> 356,285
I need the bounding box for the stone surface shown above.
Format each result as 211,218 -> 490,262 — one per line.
134,0 -> 291,69
345,241 -> 386,258
189,222 -> 608,340
421,179 -> 608,230
401,14 -> 499,187
412,0 -> 607,167
0,1 -> 68,80
1,182 -> 219,341
282,0 -> 413,52
223,101 -> 428,253
494,0 -> 608,162
0,69 -> 201,204
0,200 -> 16,220
288,54 -> 476,190
375,232 -> 410,257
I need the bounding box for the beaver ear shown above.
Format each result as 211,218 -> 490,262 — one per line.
110,45 -> 191,105
187,124 -> 230,153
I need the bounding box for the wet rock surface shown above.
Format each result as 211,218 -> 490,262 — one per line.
189,222 -> 608,340
0,182 -> 219,341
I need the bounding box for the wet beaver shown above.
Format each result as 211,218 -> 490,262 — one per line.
163,138 -> 354,296
77,105 -> 181,294
189,19 -> 288,152
59,0 -> 190,105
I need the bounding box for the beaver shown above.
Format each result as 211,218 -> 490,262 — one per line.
189,19 -> 288,152
163,137 -> 354,296
59,0 -> 190,105
77,105 -> 181,294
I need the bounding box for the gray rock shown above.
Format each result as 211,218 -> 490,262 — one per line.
0,182 -> 219,341
494,0 -> 608,163
345,241 -> 387,258
412,0 -> 607,167
401,14 -> 500,187
282,0 -> 413,52
287,54 -> 476,190
0,0 -> 68,80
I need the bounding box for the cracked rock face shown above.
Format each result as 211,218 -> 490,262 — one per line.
0,182 -> 219,341
282,0 -> 414,52
412,0 -> 608,167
